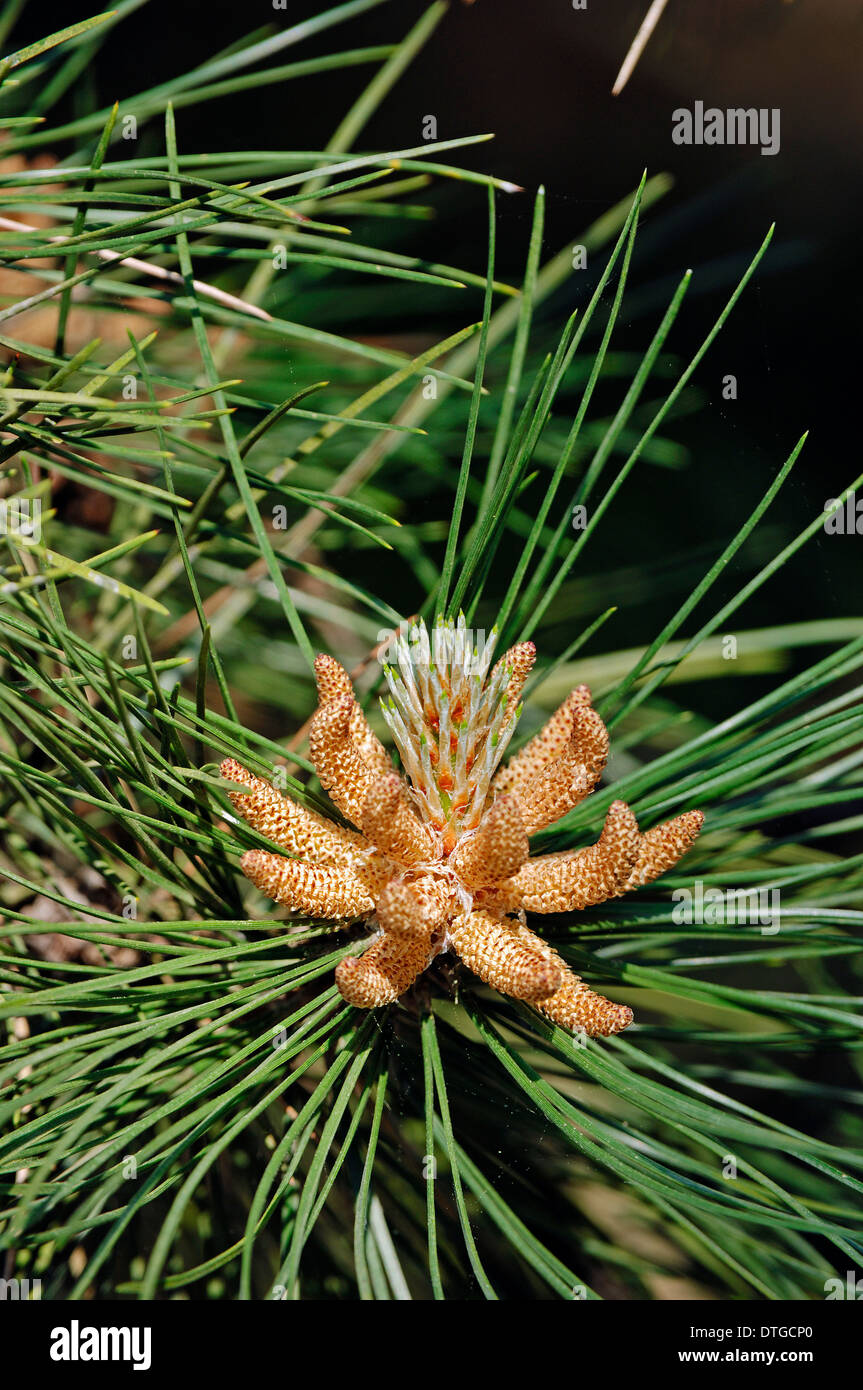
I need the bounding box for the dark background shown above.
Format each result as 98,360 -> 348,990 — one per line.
15,0 -> 863,638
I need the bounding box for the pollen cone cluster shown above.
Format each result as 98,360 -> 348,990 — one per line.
223,617 -> 703,1038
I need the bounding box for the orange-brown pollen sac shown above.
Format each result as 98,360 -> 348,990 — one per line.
222,615 -> 704,1038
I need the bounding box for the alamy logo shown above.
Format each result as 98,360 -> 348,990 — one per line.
672,882 -> 781,934
0,497 -> 41,542
49,1320 -> 152,1371
0,1276 -> 41,1299
375,625 -> 494,675
823,491 -> 862,535
672,101 -> 780,156
824,1272 -> 863,1300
